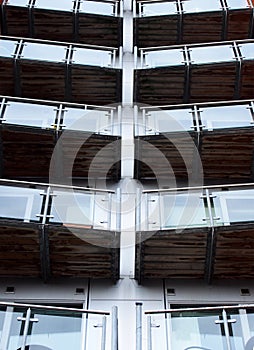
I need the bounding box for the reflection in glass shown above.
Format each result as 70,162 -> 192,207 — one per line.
22,43 -> 66,63
146,109 -> 193,133
182,0 -> 221,13
7,309 -> 24,350
27,311 -> 82,350
144,49 -> 183,67
141,2 -> 176,16
162,192 -> 207,229
191,45 -> 234,64
0,40 -> 17,58
80,1 -> 114,15
213,189 -> 254,225
170,311 -> 226,349
239,43 -> 254,60
201,105 -> 252,130
63,107 -> 111,133
35,0 -> 73,11
50,191 -> 93,227
4,102 -> 55,128
0,186 -> 42,222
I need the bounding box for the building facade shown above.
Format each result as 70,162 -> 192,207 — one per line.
1,0 -> 254,349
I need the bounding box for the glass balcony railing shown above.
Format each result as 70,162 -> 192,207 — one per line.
144,304 -> 254,350
136,0 -> 253,17
3,0 -> 121,16
0,96 -> 119,134
138,40 -> 254,69
136,100 -> 254,135
0,37 -> 119,68
0,180 -> 119,231
137,184 -> 254,231
0,302 -> 117,350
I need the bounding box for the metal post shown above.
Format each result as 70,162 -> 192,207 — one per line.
111,306 -> 118,350
136,302 -> 142,350
20,308 -> 32,350
101,316 -> 107,350
147,315 -> 152,350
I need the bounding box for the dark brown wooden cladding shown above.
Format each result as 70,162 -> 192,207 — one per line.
0,57 -> 122,105
48,225 -> 120,280
0,219 -> 120,280
0,125 -> 121,181
214,224 -> 254,279
1,6 -> 122,47
135,61 -> 254,106
135,127 -> 254,182
135,228 -> 208,282
135,9 -> 253,48
0,220 -> 41,277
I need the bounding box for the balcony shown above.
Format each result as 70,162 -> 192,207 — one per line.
0,36 -> 122,105
0,0 -> 123,47
0,301 -> 118,350
0,96 -> 121,181
134,39 -> 254,105
140,303 -> 254,350
135,184 -> 254,283
0,180 -> 120,281
134,100 -> 254,182
134,0 -> 254,47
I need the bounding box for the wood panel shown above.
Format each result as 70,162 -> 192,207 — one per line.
227,9 -> 253,41
0,58 -> 14,96
2,6 -> 29,37
241,61 -> 254,99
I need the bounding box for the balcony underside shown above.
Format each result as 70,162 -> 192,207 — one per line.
135,222 -> 254,283
134,61 -> 254,105
134,128 -> 254,182
135,9 -> 253,48
0,57 -> 122,105
0,6 -> 122,47
0,219 -> 120,281
0,124 -> 121,181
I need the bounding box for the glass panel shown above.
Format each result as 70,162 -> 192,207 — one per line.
0,186 -> 42,222
247,308 -> 254,345
22,43 -> 66,63
162,192 -> 207,229
213,189 -> 254,225
73,47 -> 112,67
191,45 -> 234,64
26,310 -> 82,350
230,311 -> 245,350
80,1 -> 114,16
144,49 -> 183,67
201,105 -> 252,130
63,107 -> 111,133
227,0 -> 250,9
85,314 -> 107,349
3,102 -> 56,128
5,0 -> 28,6
240,43 -> 254,60
7,309 -> 24,350
141,2 -> 176,16
0,40 -> 17,58
35,0 -> 73,11
50,190 -> 93,227
182,0 -> 222,13
170,311 -> 227,349
146,109 -> 193,133
0,308 -> 5,341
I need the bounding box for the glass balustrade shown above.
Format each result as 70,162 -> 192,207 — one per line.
239,43 -> 254,60
63,107 -> 112,133
227,0 -> 252,9
0,186 -> 42,222
0,40 -> 17,58
3,101 -> 56,128
73,47 -> 113,67
144,49 -> 184,67
80,0 -> 115,16
191,45 -> 234,64
140,2 -> 176,16
4,0 -> 28,6
22,42 -> 67,63
182,0 -> 222,13
35,0 -> 73,11
200,105 -> 253,130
